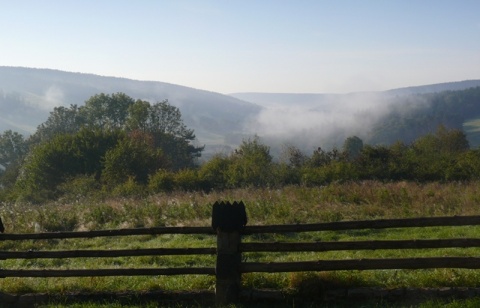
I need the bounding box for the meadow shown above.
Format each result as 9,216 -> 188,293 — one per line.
2,181 -> 480,307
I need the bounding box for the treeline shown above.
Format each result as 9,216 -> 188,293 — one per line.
0,92 -> 479,204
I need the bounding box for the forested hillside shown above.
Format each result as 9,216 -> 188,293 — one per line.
0,66 -> 260,154
368,86 -> 480,147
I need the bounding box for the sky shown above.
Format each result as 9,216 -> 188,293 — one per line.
1,0 -> 479,94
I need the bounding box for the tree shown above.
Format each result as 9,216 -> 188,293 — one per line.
102,134 -> 168,185
127,99 -> 203,170
307,147 -> 343,167
227,136 -> 273,187
32,93 -> 203,171
199,154 -> 231,190
356,145 -> 392,180
80,93 -> 135,130
411,125 -> 470,181
343,136 -> 363,161
0,130 -> 29,190
15,129 -> 123,202
435,125 -> 469,154
32,105 -> 85,144
279,144 -> 307,168
0,130 -> 28,170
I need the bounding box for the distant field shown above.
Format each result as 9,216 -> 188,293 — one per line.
463,118 -> 480,148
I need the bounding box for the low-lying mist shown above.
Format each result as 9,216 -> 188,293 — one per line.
241,92 -> 430,156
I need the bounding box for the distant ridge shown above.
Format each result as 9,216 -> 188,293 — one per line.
230,80 -> 480,106
1,66 -> 480,158
385,80 -> 480,95
0,66 -> 260,156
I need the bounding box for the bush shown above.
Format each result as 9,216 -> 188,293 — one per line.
174,169 -> 201,191
112,177 -> 146,197
198,154 -> 230,190
57,175 -> 104,202
148,169 -> 175,193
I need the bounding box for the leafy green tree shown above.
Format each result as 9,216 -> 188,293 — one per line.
80,93 -> 135,130
0,130 -> 29,191
174,169 -> 202,191
31,93 -> 203,173
435,125 -> 469,153
15,129 -> 123,202
102,133 -> 168,186
450,150 -> 480,180
227,136 -> 273,187
279,144 -> 307,168
307,147 -> 343,167
411,125 -> 469,181
356,145 -> 392,180
343,136 -> 363,161
0,130 -> 28,170
198,154 -> 231,190
32,105 -> 85,143
148,169 -> 175,193
127,99 -> 204,170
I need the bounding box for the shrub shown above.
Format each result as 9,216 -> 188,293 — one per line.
174,169 -> 201,191
148,169 -> 175,193
57,175 -> 103,202
112,177 -> 146,197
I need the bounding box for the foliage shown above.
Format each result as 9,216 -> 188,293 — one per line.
148,169 -> 175,193
173,169 -> 202,191
198,154 -> 231,190
226,136 -> 274,187
32,105 -> 85,144
111,176 -> 147,197
81,93 -> 135,130
0,130 -> 29,169
0,92 -> 205,202
102,133 -> 168,186
0,130 -> 29,191
15,129 -> 123,202
342,135 -> 363,161
126,99 -> 204,170
31,92 -> 202,168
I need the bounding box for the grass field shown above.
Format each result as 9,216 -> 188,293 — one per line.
2,181 -> 480,306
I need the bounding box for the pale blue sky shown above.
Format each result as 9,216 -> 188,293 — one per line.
1,0 -> 479,94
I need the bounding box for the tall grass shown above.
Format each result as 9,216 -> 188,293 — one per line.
2,181 -> 480,305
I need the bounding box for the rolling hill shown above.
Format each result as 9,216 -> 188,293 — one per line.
1,66 -> 480,158
0,66 -> 260,157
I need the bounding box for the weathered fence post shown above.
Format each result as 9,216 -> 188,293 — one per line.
212,201 -> 247,306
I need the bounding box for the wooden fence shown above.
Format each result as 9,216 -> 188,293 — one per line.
2,205 -> 480,305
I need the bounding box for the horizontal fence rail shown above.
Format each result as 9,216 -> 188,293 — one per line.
240,238 -> 480,252
242,215 -> 480,234
241,257 -> 480,273
0,267 -> 216,278
0,226 -> 214,241
0,247 -> 216,259
0,215 -> 478,240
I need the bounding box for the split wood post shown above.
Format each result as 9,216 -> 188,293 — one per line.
212,201 -> 247,306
